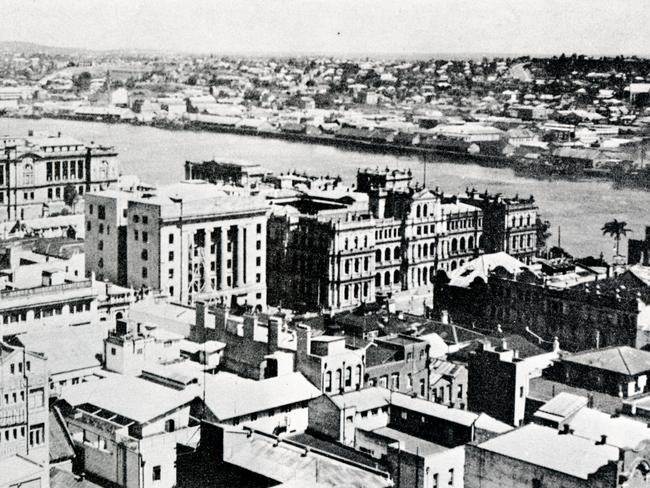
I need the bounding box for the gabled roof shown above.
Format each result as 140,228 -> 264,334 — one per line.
202,372 -> 321,421
562,346 -> 650,376
329,387 -> 391,412
534,392 -> 588,424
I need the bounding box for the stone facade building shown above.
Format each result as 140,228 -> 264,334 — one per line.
1,132 -> 119,221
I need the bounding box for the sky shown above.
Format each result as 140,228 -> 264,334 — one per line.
1,0 -> 649,57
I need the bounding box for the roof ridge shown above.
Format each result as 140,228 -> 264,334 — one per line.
617,347 -> 633,376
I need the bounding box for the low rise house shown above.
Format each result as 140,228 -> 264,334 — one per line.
58,375 -> 196,488
193,371 -> 321,435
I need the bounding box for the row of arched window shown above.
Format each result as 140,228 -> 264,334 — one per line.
324,365 -> 362,393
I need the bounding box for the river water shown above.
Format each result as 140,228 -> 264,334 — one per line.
1,117 -> 647,258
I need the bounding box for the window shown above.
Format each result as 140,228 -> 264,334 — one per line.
391,373 -> 400,390
98,205 -> 105,220
29,424 -> 44,446
78,160 -> 84,179
325,371 -> 332,392
256,257 -> 261,266
98,240 -> 103,251
23,164 -> 34,185
143,232 -> 148,243
86,221 -> 91,232
168,251 -> 174,262
520,386 -> 524,397
168,233 -> 174,244
111,348 -> 116,356
134,230 -> 139,240
153,466 -> 161,481
46,162 -> 53,181
142,267 -> 148,279
98,223 -> 104,234
345,367 -> 352,387
55,187 -> 61,198
420,379 -> 426,397
256,240 -> 262,250
432,473 -> 439,488
407,373 -> 413,390
164,419 -> 175,432
141,249 -> 148,261
133,215 -> 140,223
448,468 -> 454,487
142,215 -> 148,225
256,223 -> 262,233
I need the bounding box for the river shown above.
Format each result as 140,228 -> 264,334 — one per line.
1,117 -> 647,258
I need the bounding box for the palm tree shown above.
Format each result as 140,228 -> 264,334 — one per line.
601,219 -> 631,257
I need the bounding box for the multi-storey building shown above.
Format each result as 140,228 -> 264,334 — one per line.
0,341 -> 49,464
85,181 -> 269,308
268,207 -> 376,311
0,270 -> 133,337
0,132 -> 119,221
460,189 -> 538,263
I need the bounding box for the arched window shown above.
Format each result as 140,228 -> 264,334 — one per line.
354,237 -> 358,248
336,369 -> 342,390
325,371 -> 332,392
451,238 -> 458,252
478,234 -> 484,248
364,256 -> 369,271
375,250 -> 382,262
422,267 -> 428,284
451,260 -> 457,270
429,243 -> 435,255
363,282 -> 368,296
384,271 -> 391,285
345,367 -> 352,387
460,237 -> 466,251
356,365 -> 362,387
344,238 -> 349,250
526,215 -> 531,226
394,246 -> 400,260
345,260 -> 350,274
353,284 -> 359,299
430,267 -> 435,282
100,160 -> 109,179
417,244 -> 422,258
375,273 -> 381,287
519,216 -> 523,227
23,163 -> 34,185
416,205 -> 421,218
423,204 -> 428,216
423,245 -> 428,257
354,259 -> 359,273
394,270 -> 400,283
344,285 -> 349,300
417,268 -> 421,286
468,236 -> 474,249
385,248 -> 391,261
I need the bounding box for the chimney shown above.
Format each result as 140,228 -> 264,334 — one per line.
440,310 -> 449,324
243,314 -> 255,339
552,336 -> 560,353
597,434 -> 608,445
560,424 -> 570,435
28,129 -> 33,137
296,324 -> 312,356
195,301 -> 210,329
267,316 -> 281,353
500,338 -> 508,351
115,319 -> 128,336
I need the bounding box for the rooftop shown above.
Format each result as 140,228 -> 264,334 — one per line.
447,252 -> 530,288
222,428 -> 392,488
476,424 -> 619,480
12,325 -> 103,375
369,426 -> 449,456
202,372 -> 321,421
0,455 -> 44,487
561,346 -> 650,376
61,375 -> 195,424
329,387 -> 391,412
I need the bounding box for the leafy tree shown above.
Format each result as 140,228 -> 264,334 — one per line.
535,218 -> 552,251
601,219 -> 631,256
72,71 -> 92,92
63,183 -> 78,208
